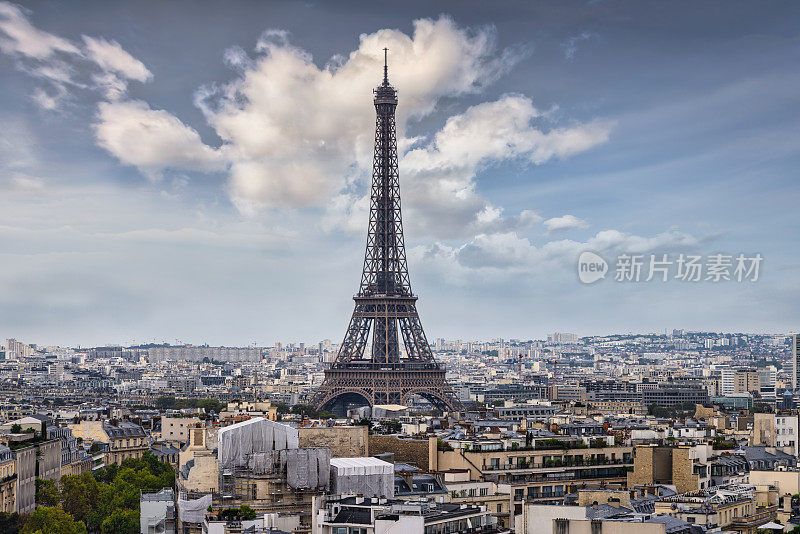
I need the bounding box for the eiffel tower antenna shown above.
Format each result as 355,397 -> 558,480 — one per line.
311,52 -> 462,414
383,47 -> 388,84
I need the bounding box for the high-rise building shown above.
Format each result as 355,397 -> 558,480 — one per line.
759,365 -> 778,401
5,339 -> 34,359
720,367 -> 759,396
548,332 -> 579,345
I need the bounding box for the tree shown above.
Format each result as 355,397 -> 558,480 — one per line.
10,424 -> 21,434
60,472 -> 101,527
101,509 -> 138,534
35,478 -> 59,507
21,506 -> 87,534
357,418 -> 373,430
34,449 -> 175,533
239,505 -> 257,520
289,404 -> 319,418
382,420 -> 402,434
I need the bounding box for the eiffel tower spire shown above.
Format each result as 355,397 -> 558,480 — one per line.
311,52 -> 462,414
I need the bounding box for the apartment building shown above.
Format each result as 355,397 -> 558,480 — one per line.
430,437 -> 633,517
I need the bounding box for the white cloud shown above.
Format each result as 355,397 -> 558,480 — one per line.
0,2 -> 79,59
82,35 -> 152,98
10,174 -> 44,191
93,100 -> 225,179
0,8 -> 610,245
413,228 -> 703,278
195,15 -> 527,211
543,214 -> 589,233
0,3 -> 152,108
30,87 -> 59,110
81,36 -> 151,82
562,32 -> 596,60
400,95 -> 610,237
0,173 -> 45,194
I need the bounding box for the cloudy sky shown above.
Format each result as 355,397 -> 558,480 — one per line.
1,1 -> 798,347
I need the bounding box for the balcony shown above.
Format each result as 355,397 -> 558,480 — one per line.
525,491 -> 566,502
507,468 -> 630,484
728,505 -> 778,529
482,458 -> 631,472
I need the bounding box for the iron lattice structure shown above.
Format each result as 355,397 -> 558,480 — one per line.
312,52 -> 462,414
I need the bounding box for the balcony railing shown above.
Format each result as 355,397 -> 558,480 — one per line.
728,506 -> 778,528
482,458 -> 631,471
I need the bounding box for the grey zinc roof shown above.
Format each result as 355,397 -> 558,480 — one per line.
644,514 -> 695,534
103,421 -> 146,438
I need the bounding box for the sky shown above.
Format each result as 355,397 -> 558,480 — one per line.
0,1 -> 798,347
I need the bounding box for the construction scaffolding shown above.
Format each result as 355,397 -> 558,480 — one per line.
218,417 -> 299,469
330,457 -> 394,498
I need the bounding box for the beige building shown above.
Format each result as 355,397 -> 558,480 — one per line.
519,503 -> 667,534
178,424 -> 220,495
552,519 -> 668,534
734,369 -> 760,394
162,416 -> 201,446
68,420 -> 148,465
430,437 -> 633,518
443,470 -> 510,528
627,444 -> 711,493
653,486 -> 777,534
751,413 -> 799,455
221,401 -> 278,421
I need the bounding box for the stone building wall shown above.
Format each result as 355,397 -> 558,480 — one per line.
298,426 -> 368,458
369,435 -> 429,470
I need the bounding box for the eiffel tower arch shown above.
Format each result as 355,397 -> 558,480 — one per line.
311,50 -> 462,415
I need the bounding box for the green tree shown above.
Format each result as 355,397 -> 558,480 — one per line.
60,472 -> 100,527
10,424 -> 21,434
289,404 -> 319,418
383,420 -> 402,434
21,506 -> 87,534
94,462 -> 119,484
239,505 -> 257,520
154,396 -> 176,410
35,478 -> 59,507
101,509 -> 138,534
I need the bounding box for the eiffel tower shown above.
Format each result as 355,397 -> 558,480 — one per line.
311,50 -> 462,415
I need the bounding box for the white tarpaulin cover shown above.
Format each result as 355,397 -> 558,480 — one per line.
218,417 -> 299,468
243,447 -> 330,490
177,493 -> 212,524
330,457 -> 394,498
286,447 -> 330,490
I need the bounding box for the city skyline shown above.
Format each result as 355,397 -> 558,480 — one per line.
1,1 -> 798,347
